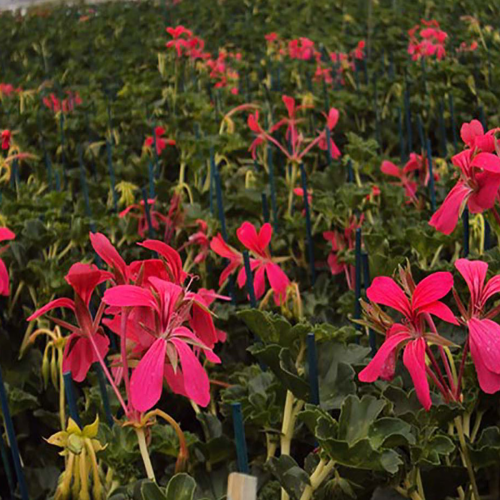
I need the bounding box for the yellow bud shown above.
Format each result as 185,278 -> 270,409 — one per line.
82,415 -> 100,439
42,345 -> 50,389
68,434 -> 84,455
50,346 -> 59,390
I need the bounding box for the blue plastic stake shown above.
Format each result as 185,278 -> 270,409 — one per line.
243,250 -> 257,308
325,127 -> 332,164
93,363 -> 114,428
484,220 -> 492,251
306,333 -> 320,405
148,162 -> 156,199
63,371 -> 81,427
300,164 -> 316,286
354,228 -> 362,332
397,107 -> 405,163
213,165 -> 228,242
362,252 -> 377,356
231,403 -> 249,474
141,187 -> 155,238
438,100 -> 447,157
426,139 -> 437,212
347,159 -> 355,183
209,147 -> 215,215
462,209 -> 470,257
267,148 -> 279,233
0,432 -> 16,497
106,140 -> 118,212
0,366 -> 29,500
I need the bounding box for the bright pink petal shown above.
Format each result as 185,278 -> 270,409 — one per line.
130,338 -> 167,412
171,340 -> 210,407
258,223 -> 273,251
366,276 -> 412,317
139,240 -> 185,284
65,263 -> 110,305
89,232 -> 127,281
468,318 -> 500,375
419,301 -> 458,325
429,181 -> 471,235
468,172 -> 500,213
483,276 -> 500,304
471,152 -> 500,173
0,259 -> 10,296
265,262 -> 289,296
102,285 -> 157,309
237,222 -> 266,258
381,161 -> 402,178
63,335 -> 92,382
454,259 -> 487,307
403,338 -> 431,410
460,120 -> 484,148
358,329 -> 411,382
412,272 -> 454,310
0,227 -> 15,243
27,298 -> 76,321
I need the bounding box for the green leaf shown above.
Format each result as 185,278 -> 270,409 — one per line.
141,481 -> 167,500
368,418 -> 416,448
268,455 -> 310,500
165,473 -> 197,500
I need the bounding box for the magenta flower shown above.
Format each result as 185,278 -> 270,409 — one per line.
103,278 -> 220,411
1,130 -> 11,150
454,259 -> 500,393
0,227 -> 15,296
209,234 -> 243,286
144,126 -> 176,155
27,263 -> 112,382
359,271 -> 458,409
429,149 -> 500,234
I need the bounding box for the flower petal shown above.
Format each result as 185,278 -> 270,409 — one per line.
103,285 -> 157,309
454,259 -> 487,307
429,181 -> 471,235
27,298 -> 76,321
403,338 -> 432,410
366,276 -> 412,317
468,318 -> 500,375
412,272 -> 454,310
130,338 -> 167,412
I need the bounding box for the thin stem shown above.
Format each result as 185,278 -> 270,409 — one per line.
455,416 -> 480,500
426,345 -> 452,400
87,333 -> 129,417
135,427 -> 156,481
299,459 -> 335,500
426,365 -> 449,400
456,339 -> 470,399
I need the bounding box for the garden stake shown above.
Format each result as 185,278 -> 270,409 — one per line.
300,164 -> 316,286
267,147 -> 279,233
231,403 -> 249,474
0,432 -> 16,498
261,193 -> 270,223
438,100 -> 447,157
416,114 -> 425,152
478,106 -> 487,130
93,363 -> 114,428
325,127 -> 332,164
354,228 -> 362,333
426,139 -> 437,212
484,220 -> 491,251
361,252 -> 377,356
209,147 -> 215,215
347,159 -> 354,183
0,366 -> 29,500
306,333 -> 320,405
448,93 -> 458,152
106,139 -> 118,212
243,250 -> 257,308
397,107 -> 405,163
151,123 -> 160,179
141,187 -> 155,238
78,145 -> 92,219
462,209 -> 470,257
148,161 -> 155,199
63,371 -> 81,427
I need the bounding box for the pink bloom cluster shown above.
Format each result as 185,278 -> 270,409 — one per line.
43,91 -> 82,114
265,33 -> 365,86
430,120 -> 500,234
144,126 -> 176,155
381,152 -> 437,206
360,260 -> 500,409
210,222 -> 290,305
0,83 -> 21,97
408,20 -> 447,61
323,215 -> 363,290
247,95 -> 340,162
28,233 -> 226,414
0,228 -> 15,296
166,25 -> 241,93
457,41 -> 478,53
1,130 -> 12,150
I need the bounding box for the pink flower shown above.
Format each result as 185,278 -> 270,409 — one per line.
454,259 -> 500,393
429,149 -> 500,234
0,227 -> 15,296
144,126 -> 176,155
166,25 -> 193,57
359,271 -> 458,409
102,277 -> 220,411
352,40 -> 366,60
236,222 -> 290,304
179,219 -> 210,264
119,198 -> 170,238
27,263 -> 112,382
210,234 -> 242,286
1,130 -> 11,150
265,32 -> 278,43
460,120 -> 497,153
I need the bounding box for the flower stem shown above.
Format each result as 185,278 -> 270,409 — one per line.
135,427 -> 156,481
299,459 -> 335,500
455,416 -> 480,500
120,309 -> 131,405
456,339 -> 469,400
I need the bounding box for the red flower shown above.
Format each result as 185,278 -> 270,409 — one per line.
144,126 -> 176,155
1,130 -> 11,150
180,219 -> 210,264
0,227 -> 15,296
455,259 -> 500,393
210,235 -> 242,286
27,263 -> 112,382
359,271 -> 457,409
119,198 -> 170,239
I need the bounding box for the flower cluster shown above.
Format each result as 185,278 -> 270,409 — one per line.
0,227 -> 15,296
143,126 -> 176,155
247,95 -> 340,162
408,20 -> 448,61
359,260 -> 500,410
210,221 -> 290,305
43,90 -> 82,114
28,232 -> 226,414
429,120 -> 500,234
0,83 -> 21,97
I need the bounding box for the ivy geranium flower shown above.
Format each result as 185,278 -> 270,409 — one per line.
0,227 -> 15,296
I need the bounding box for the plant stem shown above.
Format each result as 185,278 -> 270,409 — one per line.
455,416 -> 480,500
120,309 -> 131,404
456,339 -> 469,399
287,162 -> 298,216
135,427 -> 156,481
299,459 -> 335,500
